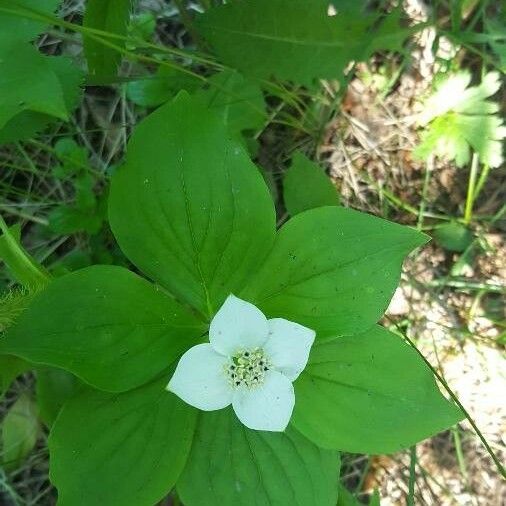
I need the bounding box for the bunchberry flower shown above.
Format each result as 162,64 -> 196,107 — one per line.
167,294 -> 315,431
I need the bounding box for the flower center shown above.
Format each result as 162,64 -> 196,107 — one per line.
225,347 -> 271,389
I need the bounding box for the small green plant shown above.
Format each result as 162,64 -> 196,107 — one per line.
415,71 -> 505,168
47,138 -> 106,236
0,93 -> 462,506
5,0 -> 501,504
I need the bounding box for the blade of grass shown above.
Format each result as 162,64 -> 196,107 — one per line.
464,153 -> 479,225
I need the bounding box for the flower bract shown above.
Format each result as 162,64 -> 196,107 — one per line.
168,294 -> 315,431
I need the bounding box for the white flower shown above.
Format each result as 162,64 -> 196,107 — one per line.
167,294 -> 315,432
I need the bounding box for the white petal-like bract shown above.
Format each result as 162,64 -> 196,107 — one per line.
232,370 -> 295,431
264,318 -> 315,381
167,296 -> 316,431
209,294 -> 269,356
167,343 -> 233,411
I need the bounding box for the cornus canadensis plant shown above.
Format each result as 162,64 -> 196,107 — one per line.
0,93 -> 463,506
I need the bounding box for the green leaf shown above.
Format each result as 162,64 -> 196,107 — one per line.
0,44 -> 68,130
415,72 -> 505,167
83,0 -> 132,81
0,54 -> 84,144
336,484 -> 361,506
432,222 -> 474,253
196,0 -> 411,84
1,393 -> 39,470
53,138 -> 88,176
109,92 -> 276,319
283,152 -> 340,216
370,489 -> 381,506
126,66 -> 201,107
36,368 -> 81,426
49,140 -> 103,234
243,206 -> 427,339
48,206 -> 102,235
195,70 -> 266,136
0,265 -> 205,392
127,11 -> 156,43
0,355 -> 30,399
50,379 -> 196,506
362,7 -> 410,57
292,325 -> 463,454
177,409 -> 340,506
0,0 -> 59,45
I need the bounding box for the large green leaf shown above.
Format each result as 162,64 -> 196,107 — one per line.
242,206 -> 427,339
109,92 -> 276,319
83,0 -> 132,81
177,409 -> 340,506
0,0 -> 59,45
293,325 -> 463,453
196,0 -> 411,84
0,265 -> 205,392
0,54 -> 84,144
0,44 -> 68,130
50,379 -> 196,506
283,152 -> 340,216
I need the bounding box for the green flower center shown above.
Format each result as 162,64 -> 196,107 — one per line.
225,347 -> 271,389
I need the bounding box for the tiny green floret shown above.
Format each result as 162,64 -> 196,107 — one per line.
225,348 -> 272,388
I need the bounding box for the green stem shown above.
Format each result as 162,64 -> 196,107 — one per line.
417,155 -> 433,230
472,163 -> 490,203
425,278 -> 504,293
452,426 -> 468,479
0,215 -> 50,287
464,153 -> 479,225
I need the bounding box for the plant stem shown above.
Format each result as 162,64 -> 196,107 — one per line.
452,426 -> 468,479
464,153 -> 479,225
425,278 -> 504,293
0,215 -> 50,287
417,155 -> 433,230
473,163 -> 491,203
